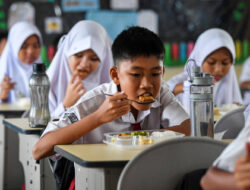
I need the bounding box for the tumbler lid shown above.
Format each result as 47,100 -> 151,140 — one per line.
33,63 -> 45,73
192,72 -> 213,86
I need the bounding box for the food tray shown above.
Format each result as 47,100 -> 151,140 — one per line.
103,129 -> 185,149
214,104 -> 243,115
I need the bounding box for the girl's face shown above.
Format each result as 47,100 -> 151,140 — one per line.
18,35 -> 41,65
202,47 -> 232,83
68,49 -> 100,80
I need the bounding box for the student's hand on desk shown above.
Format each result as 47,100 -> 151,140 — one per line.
0,75 -> 15,100
234,142 -> 250,190
63,73 -> 86,108
95,92 -> 130,124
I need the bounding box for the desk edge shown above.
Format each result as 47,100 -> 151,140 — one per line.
3,119 -> 43,135
54,145 -> 128,168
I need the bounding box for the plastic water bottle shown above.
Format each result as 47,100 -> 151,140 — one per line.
189,66 -> 214,138
29,63 -> 50,128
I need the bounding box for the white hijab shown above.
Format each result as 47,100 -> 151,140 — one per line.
0,21 -> 42,103
167,28 -> 242,106
47,20 -> 113,117
239,57 -> 250,105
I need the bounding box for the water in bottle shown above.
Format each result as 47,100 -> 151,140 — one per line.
29,63 -> 50,128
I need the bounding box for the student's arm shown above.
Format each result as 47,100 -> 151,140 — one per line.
201,167 -> 238,190
240,81 -> 250,89
166,71 -> 187,94
32,92 -> 130,160
172,82 -> 184,95
166,119 -> 190,136
201,143 -> 250,190
234,142 -> 250,190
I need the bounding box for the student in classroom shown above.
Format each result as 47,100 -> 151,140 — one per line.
167,28 -> 243,108
0,21 -> 42,103
201,104 -> 250,190
47,20 -> 113,118
240,56 -> 250,105
32,26 -> 190,161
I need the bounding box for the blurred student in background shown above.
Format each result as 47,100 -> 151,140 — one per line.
240,57 -> 250,105
47,20 -> 113,117
167,28 -> 242,109
0,21 -> 42,103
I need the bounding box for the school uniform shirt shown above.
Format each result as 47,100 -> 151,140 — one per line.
167,28 -> 243,107
0,21 -> 42,103
42,81 -> 189,160
213,104 -> 250,172
47,20 -> 113,118
240,57 -> 250,105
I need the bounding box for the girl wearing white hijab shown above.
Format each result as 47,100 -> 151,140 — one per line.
47,20 -> 113,117
0,21 -> 42,103
167,28 -> 243,107
240,57 -> 250,105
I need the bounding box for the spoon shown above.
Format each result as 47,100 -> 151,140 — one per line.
103,93 -> 155,105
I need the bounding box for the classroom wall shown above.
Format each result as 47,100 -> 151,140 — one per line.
0,0 -> 249,68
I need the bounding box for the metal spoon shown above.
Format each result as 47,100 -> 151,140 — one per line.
103,93 -> 155,105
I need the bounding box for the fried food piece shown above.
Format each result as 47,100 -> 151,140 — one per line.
76,70 -> 88,79
214,108 -> 219,114
138,136 -> 154,145
139,95 -> 154,102
118,133 -> 130,136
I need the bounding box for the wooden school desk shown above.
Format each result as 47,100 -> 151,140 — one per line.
54,139 -> 234,190
3,118 -> 56,190
0,103 -> 28,190
54,144 -> 145,190
0,103 -> 29,115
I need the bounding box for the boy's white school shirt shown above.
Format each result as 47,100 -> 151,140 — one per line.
42,81 -> 189,159
213,105 -> 250,172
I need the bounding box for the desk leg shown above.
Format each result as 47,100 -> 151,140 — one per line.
75,163 -> 123,190
19,133 -> 56,190
0,115 -> 24,190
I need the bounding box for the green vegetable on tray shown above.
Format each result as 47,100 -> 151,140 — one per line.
131,131 -> 149,136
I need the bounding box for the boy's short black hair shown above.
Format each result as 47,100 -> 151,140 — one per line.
112,26 -> 165,66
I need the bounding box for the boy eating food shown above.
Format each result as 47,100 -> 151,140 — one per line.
33,26 -> 190,161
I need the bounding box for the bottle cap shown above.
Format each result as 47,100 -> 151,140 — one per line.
33,63 -> 45,73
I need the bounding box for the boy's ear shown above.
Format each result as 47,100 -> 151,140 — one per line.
110,66 -> 120,85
